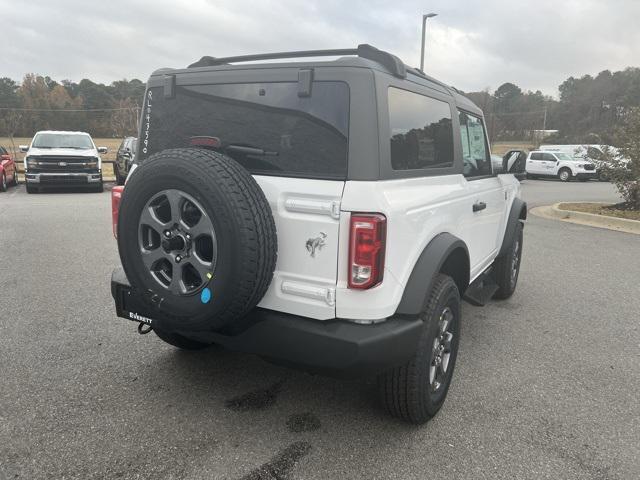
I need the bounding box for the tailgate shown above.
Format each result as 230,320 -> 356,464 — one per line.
254,176 -> 344,320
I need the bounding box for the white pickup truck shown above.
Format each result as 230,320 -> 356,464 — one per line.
525,150 -> 597,181
20,130 -> 107,193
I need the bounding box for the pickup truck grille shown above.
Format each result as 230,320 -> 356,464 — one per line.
583,164 -> 596,171
29,156 -> 98,173
39,175 -> 88,184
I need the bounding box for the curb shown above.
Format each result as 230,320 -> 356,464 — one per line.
531,203 -> 640,235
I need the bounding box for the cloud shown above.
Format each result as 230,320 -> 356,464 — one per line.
2,0 -> 639,97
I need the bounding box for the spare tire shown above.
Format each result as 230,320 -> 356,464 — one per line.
117,148 -> 277,332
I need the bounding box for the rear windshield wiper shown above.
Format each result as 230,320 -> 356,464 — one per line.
224,144 -> 279,156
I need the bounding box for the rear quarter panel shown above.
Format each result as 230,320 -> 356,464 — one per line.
338,176 -> 472,321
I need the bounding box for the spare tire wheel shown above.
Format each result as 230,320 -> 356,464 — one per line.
117,148 -> 277,333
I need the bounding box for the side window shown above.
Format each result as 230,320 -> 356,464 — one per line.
542,153 -> 557,161
388,87 -> 454,170
458,111 -> 492,177
530,152 -> 543,160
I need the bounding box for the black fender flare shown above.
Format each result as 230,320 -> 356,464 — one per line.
395,233 -> 469,316
498,198 -> 527,257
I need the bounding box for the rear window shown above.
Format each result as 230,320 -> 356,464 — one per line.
139,82 -> 349,179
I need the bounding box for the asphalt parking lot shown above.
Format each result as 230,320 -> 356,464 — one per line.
1,180 -> 638,480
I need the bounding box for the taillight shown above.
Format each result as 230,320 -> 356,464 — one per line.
111,186 -> 124,239
348,213 -> 386,289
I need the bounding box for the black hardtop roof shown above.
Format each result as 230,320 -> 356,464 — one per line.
151,44 -> 482,115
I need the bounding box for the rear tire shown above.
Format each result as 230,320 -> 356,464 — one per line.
377,274 -> 461,424
153,327 -> 212,350
492,221 -> 523,300
0,172 -> 6,192
11,171 -> 18,186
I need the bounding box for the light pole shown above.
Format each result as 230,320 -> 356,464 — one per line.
420,13 -> 438,71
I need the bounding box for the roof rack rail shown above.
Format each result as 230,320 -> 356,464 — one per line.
188,44 -> 407,78
406,66 -> 453,91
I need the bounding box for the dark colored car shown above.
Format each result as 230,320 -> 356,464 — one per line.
0,145 -> 18,192
114,137 -> 137,185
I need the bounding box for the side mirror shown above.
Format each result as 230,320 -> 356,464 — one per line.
502,151 -> 527,178
19,145 -> 29,153
98,146 -> 108,154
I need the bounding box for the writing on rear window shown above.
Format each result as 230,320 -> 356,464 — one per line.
142,90 -> 152,154
141,82 -> 350,180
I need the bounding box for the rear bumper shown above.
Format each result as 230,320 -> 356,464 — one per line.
25,172 -> 102,185
111,267 -> 421,377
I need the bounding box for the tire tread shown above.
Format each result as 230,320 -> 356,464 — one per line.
378,274 -> 460,424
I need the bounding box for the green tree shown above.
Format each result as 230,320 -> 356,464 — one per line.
598,107 -> 640,209
0,78 -> 22,143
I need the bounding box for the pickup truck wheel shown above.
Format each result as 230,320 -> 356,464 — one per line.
558,168 -> 572,182
11,171 -> 18,186
492,221 -> 523,300
0,172 -> 6,192
153,327 -> 212,350
377,274 -> 460,424
117,148 -> 277,333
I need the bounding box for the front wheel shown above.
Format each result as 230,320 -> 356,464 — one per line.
377,274 -> 461,424
558,168 -> 572,182
492,221 -> 523,299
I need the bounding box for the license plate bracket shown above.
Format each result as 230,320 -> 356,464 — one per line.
114,283 -> 156,326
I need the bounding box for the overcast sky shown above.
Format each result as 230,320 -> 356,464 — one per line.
3,0 -> 639,97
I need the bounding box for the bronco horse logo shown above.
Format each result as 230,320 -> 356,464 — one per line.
305,232 -> 327,258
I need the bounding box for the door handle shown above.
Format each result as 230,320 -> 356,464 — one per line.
473,201 -> 487,212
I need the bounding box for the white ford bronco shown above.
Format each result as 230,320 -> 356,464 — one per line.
111,45 -> 527,424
